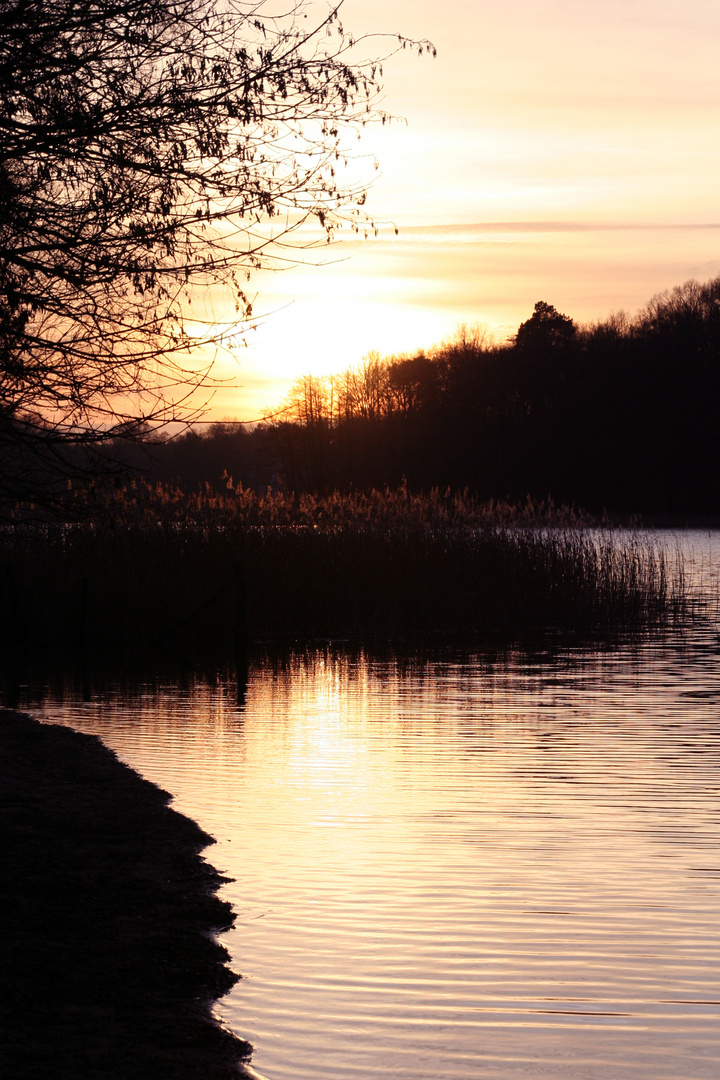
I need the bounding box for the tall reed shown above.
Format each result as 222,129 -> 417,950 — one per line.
0,485 -> 687,653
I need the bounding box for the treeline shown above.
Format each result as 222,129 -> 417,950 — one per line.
113,275 -> 720,518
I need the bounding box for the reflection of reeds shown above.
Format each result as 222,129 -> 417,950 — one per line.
0,485 -> 688,652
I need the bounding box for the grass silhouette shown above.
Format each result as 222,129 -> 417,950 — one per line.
0,485 -> 688,653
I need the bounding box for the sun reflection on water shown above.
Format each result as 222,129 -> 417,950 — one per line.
20,533 -> 720,1080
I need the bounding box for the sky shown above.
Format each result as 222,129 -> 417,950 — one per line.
204,0 -> 720,420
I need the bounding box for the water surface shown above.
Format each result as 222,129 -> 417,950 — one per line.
15,531 -> 720,1080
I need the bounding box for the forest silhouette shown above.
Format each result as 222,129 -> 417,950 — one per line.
128,274 -> 720,520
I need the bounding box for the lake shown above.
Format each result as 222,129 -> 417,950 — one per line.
13,530 -> 720,1080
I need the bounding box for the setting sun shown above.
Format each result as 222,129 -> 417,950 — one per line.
208,0 -> 720,419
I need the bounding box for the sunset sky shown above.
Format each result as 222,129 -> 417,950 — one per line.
210,0 -> 720,419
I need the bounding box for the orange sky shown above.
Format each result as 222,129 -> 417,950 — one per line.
203,0 -> 720,420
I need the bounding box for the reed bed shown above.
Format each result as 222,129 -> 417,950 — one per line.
0,485 -> 686,653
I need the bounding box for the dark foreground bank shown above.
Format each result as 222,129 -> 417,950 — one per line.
0,709 -> 253,1079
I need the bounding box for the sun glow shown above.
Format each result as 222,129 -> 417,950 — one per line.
204,221 -> 720,421
177,0 -> 720,422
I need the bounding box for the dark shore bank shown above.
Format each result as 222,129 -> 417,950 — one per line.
0,709 -> 253,1079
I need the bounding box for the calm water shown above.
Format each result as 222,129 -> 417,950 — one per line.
13,531 -> 720,1079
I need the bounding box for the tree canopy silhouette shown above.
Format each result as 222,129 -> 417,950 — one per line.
0,0 -> 431,505
244,279 -> 720,516
515,301 -> 576,356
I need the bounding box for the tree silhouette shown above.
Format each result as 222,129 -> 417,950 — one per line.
249,279 -> 720,516
0,0 -> 431,506
515,301 -> 577,356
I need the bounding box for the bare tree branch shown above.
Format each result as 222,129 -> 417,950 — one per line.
0,0 -> 433,507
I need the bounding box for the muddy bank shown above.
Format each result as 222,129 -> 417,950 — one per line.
0,709 -> 253,1078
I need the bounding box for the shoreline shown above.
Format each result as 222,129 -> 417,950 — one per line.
0,709 -> 253,1078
